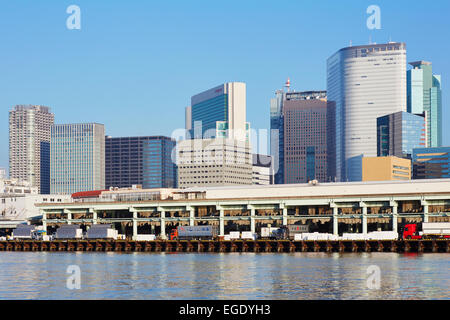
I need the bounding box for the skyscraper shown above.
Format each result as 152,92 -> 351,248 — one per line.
407,61 -> 442,147
9,105 -> 54,194
327,42 -> 407,182
412,147 -> 450,179
377,111 -> 426,159
270,79 -> 291,184
186,82 -> 249,141
283,91 -> 328,183
105,136 -> 177,189
50,123 -> 105,194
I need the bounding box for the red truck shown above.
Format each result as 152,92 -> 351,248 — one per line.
402,223 -> 450,240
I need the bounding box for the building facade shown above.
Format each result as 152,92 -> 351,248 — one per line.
283,92 -> 328,183
177,138 -> 252,188
105,136 -> 177,189
9,105 -> 54,194
50,123 -> 105,194
377,111 -> 426,159
407,61 -> 442,147
186,82 -> 249,141
412,147 -> 450,179
252,154 -> 273,185
362,156 -> 411,181
327,42 -> 407,182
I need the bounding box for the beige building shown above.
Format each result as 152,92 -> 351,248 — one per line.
177,138 -> 252,188
362,156 -> 411,181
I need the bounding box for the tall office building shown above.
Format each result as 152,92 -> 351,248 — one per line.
377,111 -> 426,159
283,91 -> 328,183
407,61 -> 442,147
186,82 -> 250,141
0,168 -> 6,179
252,154 -> 273,185
270,81 -> 289,184
50,123 -> 105,194
327,42 -> 407,182
412,147 -> 450,179
105,136 -> 177,189
177,138 -> 252,188
9,105 -> 54,194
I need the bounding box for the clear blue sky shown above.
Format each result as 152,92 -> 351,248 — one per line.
1,0 -> 449,170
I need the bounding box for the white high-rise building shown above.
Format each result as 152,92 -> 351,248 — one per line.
9,105 -> 54,194
327,42 -> 407,182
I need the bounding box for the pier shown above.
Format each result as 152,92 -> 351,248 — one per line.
0,239 -> 449,253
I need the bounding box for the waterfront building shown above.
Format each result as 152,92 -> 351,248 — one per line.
0,178 -> 38,196
362,156 -> 411,181
412,147 -> 450,179
327,42 -> 407,182
105,136 -> 176,189
0,193 -> 71,229
177,138 -> 252,188
377,111 -> 426,159
50,123 -> 105,194
252,154 -> 273,185
283,92 -> 328,183
407,61 -> 442,147
9,105 -> 54,194
38,179 -> 450,239
186,82 -> 250,141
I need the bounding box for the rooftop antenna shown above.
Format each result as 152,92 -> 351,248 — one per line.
284,78 -> 291,92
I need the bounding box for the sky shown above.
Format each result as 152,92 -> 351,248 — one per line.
1,0 -> 449,171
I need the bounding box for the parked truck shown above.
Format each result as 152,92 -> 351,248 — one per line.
402,222 -> 450,240
169,225 -> 218,240
287,225 -> 310,240
86,224 -> 118,240
55,224 -> 83,239
12,224 -> 35,239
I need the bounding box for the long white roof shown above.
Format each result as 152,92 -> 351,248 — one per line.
181,179 -> 450,199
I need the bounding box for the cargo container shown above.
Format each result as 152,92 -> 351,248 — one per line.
241,231 -> 258,240
229,231 -> 240,239
12,225 -> 35,239
172,225 -> 219,240
135,234 -> 156,241
86,224 -> 118,240
287,225 -> 309,240
55,225 -> 83,239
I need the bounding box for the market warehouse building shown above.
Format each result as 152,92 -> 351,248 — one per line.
37,179 -> 450,239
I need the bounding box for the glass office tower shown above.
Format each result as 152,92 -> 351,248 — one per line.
50,123 -> 105,194
412,147 -> 450,179
186,82 -> 249,141
105,136 -> 176,189
327,42 -> 407,182
377,111 -> 426,159
407,61 -> 442,147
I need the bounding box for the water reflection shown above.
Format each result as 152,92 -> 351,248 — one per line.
0,252 -> 448,299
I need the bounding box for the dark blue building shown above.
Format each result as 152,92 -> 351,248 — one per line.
105,136 -> 177,189
412,147 -> 450,179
